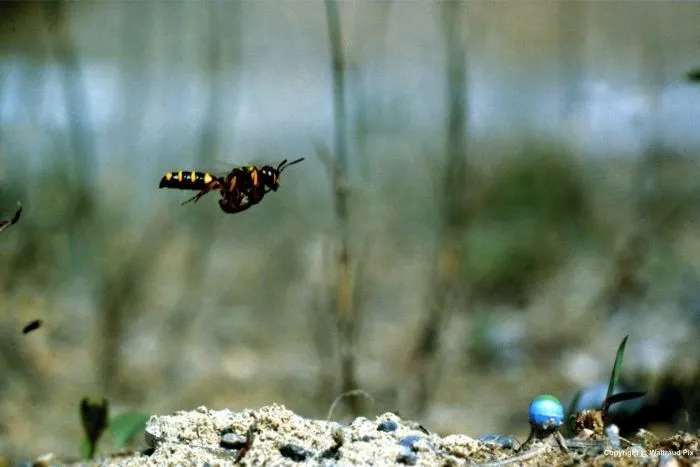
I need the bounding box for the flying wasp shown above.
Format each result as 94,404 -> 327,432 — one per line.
158,158 -> 305,214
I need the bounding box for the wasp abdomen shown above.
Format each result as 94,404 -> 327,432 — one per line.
159,171 -> 217,190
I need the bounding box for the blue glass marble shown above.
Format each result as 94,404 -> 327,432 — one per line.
528,394 -> 564,430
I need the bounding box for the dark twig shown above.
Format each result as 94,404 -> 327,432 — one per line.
234,421 -> 257,464
0,202 -> 21,233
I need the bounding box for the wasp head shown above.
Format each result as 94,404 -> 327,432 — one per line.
260,158 -> 305,192
259,165 -> 280,191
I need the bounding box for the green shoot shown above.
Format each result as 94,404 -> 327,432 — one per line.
79,397 -> 149,459
601,335 -> 645,419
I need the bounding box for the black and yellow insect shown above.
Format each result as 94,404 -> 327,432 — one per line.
158,158 -> 305,214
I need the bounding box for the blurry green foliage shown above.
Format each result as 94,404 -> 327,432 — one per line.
634,151 -> 700,238
462,149 -> 589,305
109,412 -> 151,452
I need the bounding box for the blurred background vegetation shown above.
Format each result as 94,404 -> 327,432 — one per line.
1,1 -> 699,462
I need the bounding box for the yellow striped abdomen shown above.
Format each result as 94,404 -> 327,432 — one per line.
159,171 -> 216,190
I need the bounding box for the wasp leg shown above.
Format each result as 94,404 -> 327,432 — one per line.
181,189 -> 211,206
180,179 -> 223,206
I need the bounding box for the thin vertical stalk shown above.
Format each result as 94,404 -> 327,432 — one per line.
409,1 -> 468,416
351,1 -> 391,179
42,0 -> 95,214
163,1 -> 227,380
324,0 -> 361,416
119,1 -> 153,176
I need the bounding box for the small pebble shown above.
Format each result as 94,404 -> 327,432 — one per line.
220,432 -> 247,450
396,447 -> 418,465
279,443 -> 311,462
478,434 -> 519,450
377,420 -> 398,432
605,424 -> 621,449
319,446 -> 342,461
659,454 -> 681,467
398,435 -> 424,451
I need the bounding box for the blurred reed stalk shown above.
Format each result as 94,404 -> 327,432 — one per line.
350,1 -> 391,180
162,1 -> 228,381
409,0 -> 469,416
596,5 -> 664,315
43,0 -> 95,221
323,0 -> 363,416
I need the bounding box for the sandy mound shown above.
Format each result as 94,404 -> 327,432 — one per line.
57,404 -> 698,466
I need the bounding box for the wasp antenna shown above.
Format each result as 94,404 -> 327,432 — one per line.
279,157 -> 305,172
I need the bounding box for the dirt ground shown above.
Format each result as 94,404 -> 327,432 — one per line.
30,404 -> 699,466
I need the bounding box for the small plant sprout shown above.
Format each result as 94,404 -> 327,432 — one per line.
572,335 -> 646,436
602,335 -> 646,421
79,396 -> 150,460
80,397 -> 109,460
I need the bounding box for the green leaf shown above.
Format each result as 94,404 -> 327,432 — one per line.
603,391 -> 646,412
566,389 -> 582,418
603,335 -> 629,416
109,411 -> 150,451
